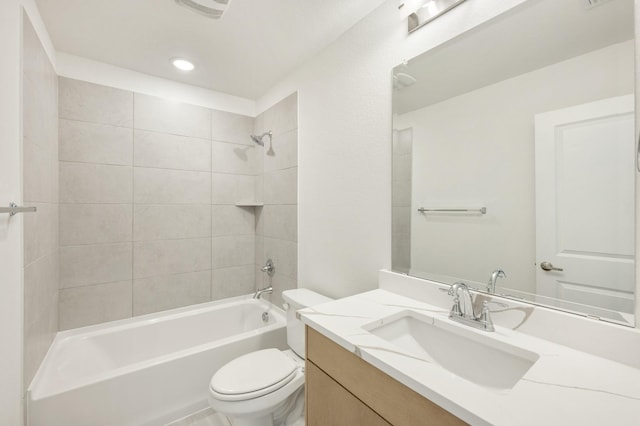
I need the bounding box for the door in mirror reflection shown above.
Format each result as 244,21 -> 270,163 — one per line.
535,95 -> 635,314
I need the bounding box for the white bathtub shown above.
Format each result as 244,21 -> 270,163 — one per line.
27,295 -> 287,426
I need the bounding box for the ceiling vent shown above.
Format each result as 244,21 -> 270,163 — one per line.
174,0 -> 231,19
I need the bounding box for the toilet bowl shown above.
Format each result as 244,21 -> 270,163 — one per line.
208,289 -> 332,426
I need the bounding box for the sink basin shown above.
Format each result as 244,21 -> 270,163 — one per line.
365,312 -> 538,390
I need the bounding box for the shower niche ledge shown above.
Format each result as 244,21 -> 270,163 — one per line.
235,202 -> 264,207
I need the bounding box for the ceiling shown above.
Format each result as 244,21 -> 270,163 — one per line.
393,0 -> 634,114
36,0 -> 387,99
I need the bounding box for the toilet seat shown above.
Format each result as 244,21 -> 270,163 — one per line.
210,348 -> 299,401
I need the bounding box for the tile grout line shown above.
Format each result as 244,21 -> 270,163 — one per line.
131,91 -> 135,318
210,109 -> 214,302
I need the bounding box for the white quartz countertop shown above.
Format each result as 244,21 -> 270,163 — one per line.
299,289 -> 640,426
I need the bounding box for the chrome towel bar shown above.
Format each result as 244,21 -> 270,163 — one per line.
0,203 -> 37,216
418,207 -> 486,214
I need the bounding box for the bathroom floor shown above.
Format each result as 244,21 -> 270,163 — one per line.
166,408 -> 305,426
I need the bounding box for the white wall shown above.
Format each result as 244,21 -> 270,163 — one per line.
396,41 -> 633,295
0,1 -> 24,422
256,0 -> 528,298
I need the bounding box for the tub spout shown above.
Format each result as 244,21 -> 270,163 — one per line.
253,286 -> 273,299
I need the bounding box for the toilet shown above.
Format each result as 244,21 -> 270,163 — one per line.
208,289 -> 332,426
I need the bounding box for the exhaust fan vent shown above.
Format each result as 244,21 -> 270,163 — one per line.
175,0 -> 231,19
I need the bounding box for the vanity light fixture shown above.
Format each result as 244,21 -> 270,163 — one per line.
172,58 -> 195,71
407,0 -> 466,33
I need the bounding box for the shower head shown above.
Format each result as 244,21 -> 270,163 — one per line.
250,131 -> 272,146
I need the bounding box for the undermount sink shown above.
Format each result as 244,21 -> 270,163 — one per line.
365,312 -> 539,390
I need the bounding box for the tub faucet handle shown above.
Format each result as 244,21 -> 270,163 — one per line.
261,259 -> 275,276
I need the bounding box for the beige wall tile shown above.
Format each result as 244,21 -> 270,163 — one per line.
212,173 -> 256,205
212,141 -> 259,175
269,273 -> 297,309
134,93 -> 211,139
23,15 -> 58,388
392,154 -> 411,181
134,129 -> 211,171
59,119 -> 133,166
255,235 -> 264,266
133,270 -> 211,316
23,141 -> 55,203
264,129 -> 297,172
212,235 -> 255,269
60,204 -> 132,246
262,205 -> 297,242
24,298 -> 57,388
24,202 -> 58,267
134,204 -> 211,241
24,252 -> 59,331
392,206 -> 411,235
59,77 -> 133,127
134,168 -> 211,204
392,235 -> 411,272
272,92 -> 297,135
212,266 -> 255,300
211,110 -> 253,145
60,243 -> 132,288
134,238 -> 212,279
263,167 -> 297,205
59,281 -> 133,330
253,108 -> 271,137
263,237 -> 297,280
392,179 -> 411,206
60,162 -> 133,203
211,205 -> 255,236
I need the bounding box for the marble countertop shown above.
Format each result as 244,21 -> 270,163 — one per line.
299,289 -> 640,425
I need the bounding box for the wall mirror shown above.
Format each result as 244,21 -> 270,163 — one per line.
392,0 -> 635,326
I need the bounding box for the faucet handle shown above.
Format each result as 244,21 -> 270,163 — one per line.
447,281 -> 468,296
478,301 -> 495,331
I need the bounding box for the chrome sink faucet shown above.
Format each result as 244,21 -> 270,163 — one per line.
487,269 -> 506,294
448,282 -> 495,332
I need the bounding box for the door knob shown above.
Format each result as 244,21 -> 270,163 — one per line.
540,261 -> 563,272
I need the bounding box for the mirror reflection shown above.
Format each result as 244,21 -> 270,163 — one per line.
392,0 -> 635,325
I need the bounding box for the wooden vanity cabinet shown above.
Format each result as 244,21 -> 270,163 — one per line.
305,326 -> 467,426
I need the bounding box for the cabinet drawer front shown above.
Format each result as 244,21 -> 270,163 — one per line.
306,361 -> 391,426
306,326 -> 467,426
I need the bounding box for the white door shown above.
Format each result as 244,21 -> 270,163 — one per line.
535,95 -> 635,314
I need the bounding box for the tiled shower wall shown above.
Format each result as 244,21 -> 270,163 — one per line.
58,78 -> 264,329
22,15 -> 59,386
255,93 -> 298,307
391,128 -> 412,272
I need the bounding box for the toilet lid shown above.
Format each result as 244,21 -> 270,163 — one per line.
210,349 -> 298,401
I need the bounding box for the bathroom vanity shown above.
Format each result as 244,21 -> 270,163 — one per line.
301,271 -> 640,426
305,326 -> 465,425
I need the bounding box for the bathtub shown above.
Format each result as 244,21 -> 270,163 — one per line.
27,295 -> 287,426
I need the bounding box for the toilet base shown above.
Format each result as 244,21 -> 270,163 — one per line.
218,387 -> 304,426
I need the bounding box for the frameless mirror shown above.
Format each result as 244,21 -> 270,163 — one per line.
392,0 -> 635,325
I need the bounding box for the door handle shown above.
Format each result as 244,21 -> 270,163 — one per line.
540,261 -> 563,272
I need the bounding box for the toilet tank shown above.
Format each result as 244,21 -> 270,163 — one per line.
282,289 -> 333,358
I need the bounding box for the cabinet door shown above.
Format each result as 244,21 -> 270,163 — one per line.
306,361 -> 391,426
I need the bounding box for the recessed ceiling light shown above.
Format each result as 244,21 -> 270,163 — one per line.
172,58 -> 195,71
